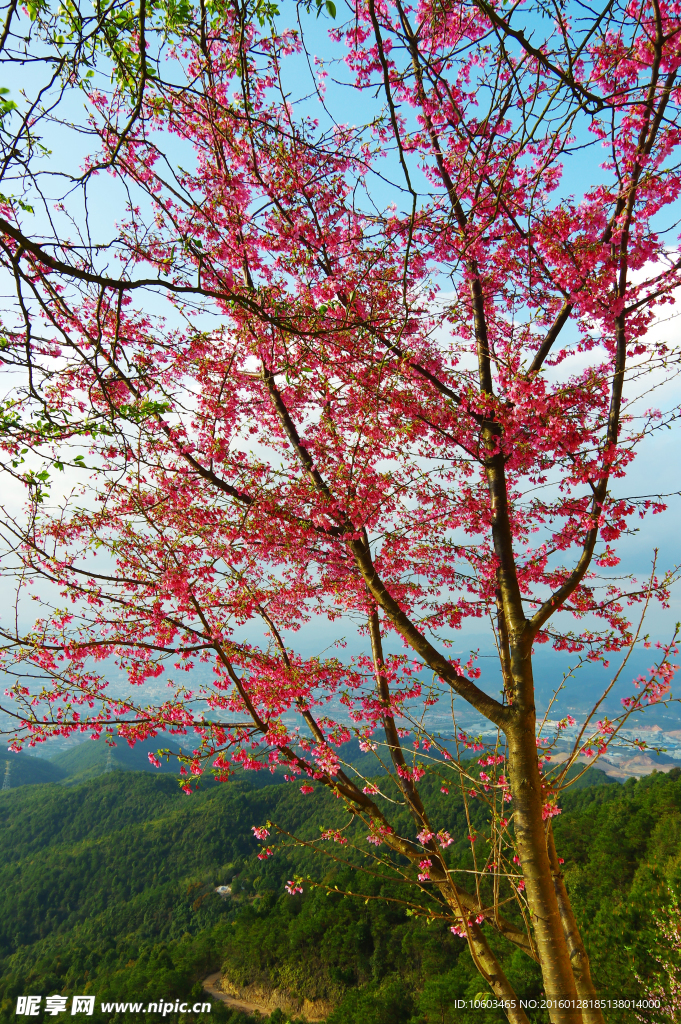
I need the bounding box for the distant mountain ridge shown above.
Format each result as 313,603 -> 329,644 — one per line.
49,736 -> 185,781
0,736 -> 618,792
0,751 -> 67,787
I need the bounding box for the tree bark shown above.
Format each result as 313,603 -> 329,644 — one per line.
505,687 -> 583,1023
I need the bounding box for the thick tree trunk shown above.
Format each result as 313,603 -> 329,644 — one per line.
505,698 -> 583,1023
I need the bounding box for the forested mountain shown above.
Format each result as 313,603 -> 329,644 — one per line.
0,768 -> 677,1024
0,752 -> 67,787
48,739 -> 185,781
0,737 -> 386,790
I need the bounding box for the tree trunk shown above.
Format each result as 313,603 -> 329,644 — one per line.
505,703 -> 583,1023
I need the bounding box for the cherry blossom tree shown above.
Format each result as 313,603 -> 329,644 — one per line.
1,0 -> 680,1019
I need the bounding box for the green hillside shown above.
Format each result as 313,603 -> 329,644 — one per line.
0,735 -> 389,792
0,752 -> 67,788
48,738 -> 186,781
46,736 -> 384,785
1,737 -> 614,792
0,767 -> 677,1024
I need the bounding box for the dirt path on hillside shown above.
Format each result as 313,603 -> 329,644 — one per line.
202,973 -> 328,1021
202,973 -> 267,1016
